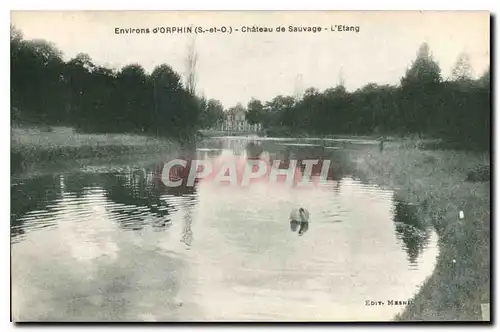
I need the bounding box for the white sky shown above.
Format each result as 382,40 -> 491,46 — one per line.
11,11 -> 490,108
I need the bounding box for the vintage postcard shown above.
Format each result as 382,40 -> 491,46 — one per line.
10,11 -> 491,322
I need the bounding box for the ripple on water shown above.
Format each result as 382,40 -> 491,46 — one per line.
11,138 -> 439,322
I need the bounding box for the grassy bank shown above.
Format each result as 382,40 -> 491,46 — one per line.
11,126 -> 182,175
349,141 -> 490,321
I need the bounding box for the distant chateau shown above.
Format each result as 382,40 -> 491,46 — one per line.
218,107 -> 261,133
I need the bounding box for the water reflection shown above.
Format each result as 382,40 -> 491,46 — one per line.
102,170 -> 172,231
393,200 -> 432,266
11,137 -> 439,321
11,163 -> 200,242
11,176 -> 63,241
180,194 -> 196,248
290,220 -> 309,236
268,143 -> 345,182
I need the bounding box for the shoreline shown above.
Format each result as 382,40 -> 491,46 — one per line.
349,142 -> 490,321
11,126 -> 187,177
11,143 -> 178,176
10,128 -> 491,321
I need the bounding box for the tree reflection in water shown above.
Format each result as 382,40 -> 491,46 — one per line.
11,175 -> 62,241
100,160 -> 199,237
393,199 -> 432,266
101,167 -> 170,231
180,195 -> 195,248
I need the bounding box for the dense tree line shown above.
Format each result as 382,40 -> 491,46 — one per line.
10,26 -> 225,140
245,43 -> 490,150
11,25 -> 490,150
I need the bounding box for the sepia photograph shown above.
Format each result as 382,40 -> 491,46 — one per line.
10,10 -> 491,322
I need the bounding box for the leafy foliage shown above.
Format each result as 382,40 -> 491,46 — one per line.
11,30 -> 490,150
10,26 -> 225,139
245,43 -> 490,150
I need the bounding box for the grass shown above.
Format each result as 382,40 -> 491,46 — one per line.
11,126 -> 170,148
349,141 -> 490,321
11,126 -> 181,175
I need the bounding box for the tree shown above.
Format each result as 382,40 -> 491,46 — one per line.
11,26 -> 203,139
246,98 -> 264,125
401,43 -> 442,87
268,95 -> 295,123
258,95 -> 296,133
200,99 -> 224,128
303,87 -> 319,99
10,25 -> 23,43
11,38 -> 66,123
293,74 -> 304,101
151,64 -> 183,92
351,83 -> 398,134
86,65 -> 116,130
10,25 -> 490,151
71,53 -> 95,71
151,64 -> 188,135
399,43 -> 443,133
65,53 -> 98,127
227,102 -> 246,116
452,52 -> 473,82
477,66 -> 490,88
319,84 -> 350,134
116,64 -> 149,131
293,87 -> 320,131
28,39 -> 64,66
184,38 -> 198,95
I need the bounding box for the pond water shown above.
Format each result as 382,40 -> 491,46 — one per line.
11,137 -> 439,322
